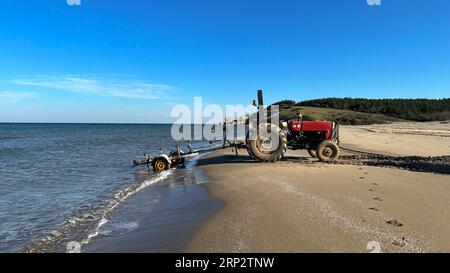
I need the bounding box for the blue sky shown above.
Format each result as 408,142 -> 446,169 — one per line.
0,0 -> 449,123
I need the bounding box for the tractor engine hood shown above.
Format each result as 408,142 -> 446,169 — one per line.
288,120 -> 334,132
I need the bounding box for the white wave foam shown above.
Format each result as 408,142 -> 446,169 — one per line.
98,221 -> 139,236
24,170 -> 173,252
79,170 -> 173,246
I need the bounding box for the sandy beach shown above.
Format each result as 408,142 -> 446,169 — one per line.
185,121 -> 450,253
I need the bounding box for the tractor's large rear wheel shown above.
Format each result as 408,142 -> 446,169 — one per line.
316,140 -> 339,162
246,124 -> 287,162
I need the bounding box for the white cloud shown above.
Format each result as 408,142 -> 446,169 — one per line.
0,91 -> 38,100
11,75 -> 175,100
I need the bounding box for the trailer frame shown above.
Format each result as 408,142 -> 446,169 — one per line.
132,124 -> 246,172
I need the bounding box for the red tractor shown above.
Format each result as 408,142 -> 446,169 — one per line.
245,90 -> 340,163
133,90 -> 340,172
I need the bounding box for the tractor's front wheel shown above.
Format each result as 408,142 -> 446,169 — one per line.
246,124 -> 287,162
316,141 -> 339,162
152,157 -> 170,172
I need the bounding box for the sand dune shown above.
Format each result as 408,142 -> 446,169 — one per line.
186,121 -> 450,253
340,121 -> 450,156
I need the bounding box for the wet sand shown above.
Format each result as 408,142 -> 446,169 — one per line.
84,181 -> 221,253
186,121 -> 450,253
83,162 -> 222,253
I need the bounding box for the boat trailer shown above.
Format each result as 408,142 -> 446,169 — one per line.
132,138 -> 246,172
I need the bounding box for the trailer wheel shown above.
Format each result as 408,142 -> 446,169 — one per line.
316,141 -> 339,162
152,157 -> 170,172
307,149 -> 317,158
246,124 -> 287,162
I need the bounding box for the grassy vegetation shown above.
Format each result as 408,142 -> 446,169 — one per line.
273,98 -> 449,125
278,105 -> 407,125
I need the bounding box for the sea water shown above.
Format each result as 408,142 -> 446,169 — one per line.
0,123 -> 218,252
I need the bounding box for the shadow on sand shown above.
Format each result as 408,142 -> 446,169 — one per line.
195,151 -> 311,167
195,150 -> 450,175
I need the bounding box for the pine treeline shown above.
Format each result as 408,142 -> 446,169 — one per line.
275,98 -> 450,122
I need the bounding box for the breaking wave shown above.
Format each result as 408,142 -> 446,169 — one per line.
23,170 -> 173,253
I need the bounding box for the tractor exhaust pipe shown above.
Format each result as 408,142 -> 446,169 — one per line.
257,89 -> 264,106
256,89 -> 270,126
